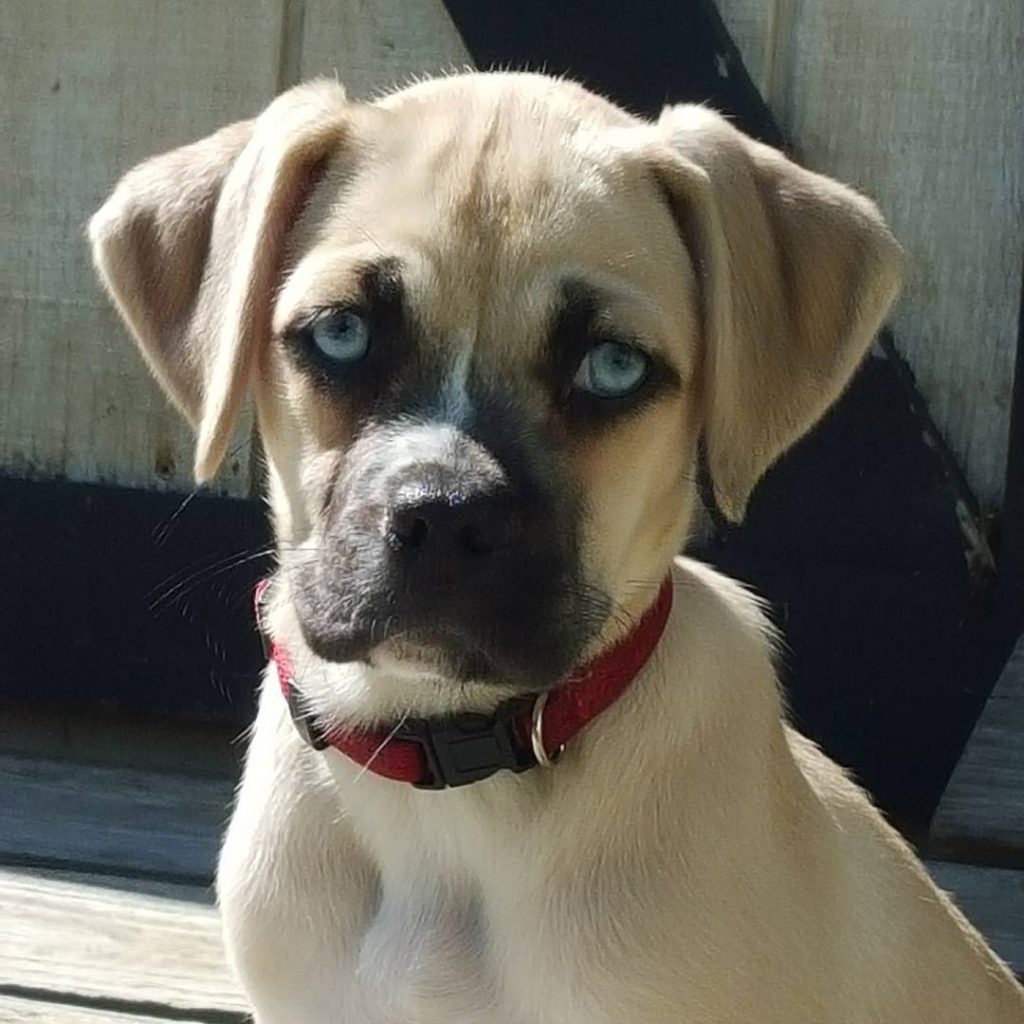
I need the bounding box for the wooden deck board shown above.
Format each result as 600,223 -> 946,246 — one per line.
930,634 -> 1024,861
927,861 -> 1024,977
0,754 -> 233,881
0,993 -> 211,1022
1,735 -> 1020,1020
0,867 -> 246,1017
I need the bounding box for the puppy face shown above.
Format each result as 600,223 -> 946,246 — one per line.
269,86 -> 703,691
90,73 -> 902,712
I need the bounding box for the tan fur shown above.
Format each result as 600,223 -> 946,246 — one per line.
90,72 -> 1024,1023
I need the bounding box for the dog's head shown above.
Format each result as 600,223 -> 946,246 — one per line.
91,73 -> 901,715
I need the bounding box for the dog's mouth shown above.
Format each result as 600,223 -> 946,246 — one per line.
369,628 -> 496,680
293,588 -> 598,691
289,416 -> 608,690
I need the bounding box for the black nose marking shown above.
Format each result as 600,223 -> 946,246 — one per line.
388,504 -> 430,551
385,486 -> 520,562
292,403 -> 600,684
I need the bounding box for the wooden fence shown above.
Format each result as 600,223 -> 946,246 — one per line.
3,1 -> 1020,509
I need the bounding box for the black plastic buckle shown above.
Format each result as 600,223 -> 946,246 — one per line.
396,699 -> 537,790
285,683 -> 330,751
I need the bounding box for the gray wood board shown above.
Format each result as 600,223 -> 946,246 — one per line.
930,634 -> 1024,860
927,860 -> 1024,978
0,754 -> 234,882
1,0 -> 470,496
2,744 -> 1019,1006
718,0 -> 1024,508
0,867 -> 246,1017
0,0 -> 274,495
2,861 -> 1014,1016
0,993 -> 212,1023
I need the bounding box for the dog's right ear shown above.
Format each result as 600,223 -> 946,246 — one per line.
647,107 -> 902,522
89,81 -> 350,482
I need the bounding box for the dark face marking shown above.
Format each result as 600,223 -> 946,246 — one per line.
285,279 -> 610,688
544,280 -> 681,429
280,258 -> 415,415
282,266 -> 684,691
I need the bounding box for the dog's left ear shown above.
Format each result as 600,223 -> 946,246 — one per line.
649,106 -> 903,521
89,81 -> 351,482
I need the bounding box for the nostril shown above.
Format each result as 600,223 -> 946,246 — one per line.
458,522 -> 496,558
389,509 -> 430,551
385,489 -> 520,561
456,511 -> 516,558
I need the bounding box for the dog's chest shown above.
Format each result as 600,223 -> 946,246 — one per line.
349,877 -> 608,1024
331,763 -> 649,1024
340,841 -> 633,1024
349,873 -> 505,1024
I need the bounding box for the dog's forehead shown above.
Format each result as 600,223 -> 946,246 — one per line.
351,81 -> 644,256
278,75 -> 695,366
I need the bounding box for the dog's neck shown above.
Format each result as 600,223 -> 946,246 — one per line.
258,577 -> 674,790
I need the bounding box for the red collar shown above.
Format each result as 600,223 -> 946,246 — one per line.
256,579 -> 673,789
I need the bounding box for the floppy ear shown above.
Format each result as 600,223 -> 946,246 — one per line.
650,106 -> 903,521
89,80 -> 350,482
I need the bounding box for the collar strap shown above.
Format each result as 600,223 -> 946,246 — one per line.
256,579 -> 673,789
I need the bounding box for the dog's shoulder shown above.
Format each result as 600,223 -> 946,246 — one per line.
672,559 -> 866,807
670,555 -> 780,661
656,556 -> 785,744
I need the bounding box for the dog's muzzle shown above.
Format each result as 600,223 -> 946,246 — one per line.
292,420 -> 601,688
380,455 -> 521,602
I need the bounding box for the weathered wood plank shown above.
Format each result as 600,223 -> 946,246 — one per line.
0,708 -> 240,778
930,635 -> 1024,860
717,0 -> 1023,508
0,754 -> 233,881
0,867 -> 246,1015
2,862 -> 1015,1017
299,0 -> 472,95
0,0 -> 282,494
715,0 -> 778,100
927,861 -> 1024,978
3,0 -> 1019,511
0,993 -> 208,1023
0,0 -> 473,495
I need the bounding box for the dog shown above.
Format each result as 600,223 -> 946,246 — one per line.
90,72 -> 1024,1023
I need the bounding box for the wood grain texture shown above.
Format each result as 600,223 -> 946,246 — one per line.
0,867 -> 245,1015
0,864 -> 1015,1019
0,754 -> 234,882
0,994 -> 209,1023
930,634 -> 1024,859
0,0 -> 473,494
10,0 -> 1017,509
715,0 -> 776,100
927,861 -> 1024,977
0,708 -> 241,778
0,0 -> 283,494
718,0 -> 1023,509
299,0 -> 472,96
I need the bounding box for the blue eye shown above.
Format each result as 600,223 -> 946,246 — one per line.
308,310 -> 370,364
573,341 -> 649,398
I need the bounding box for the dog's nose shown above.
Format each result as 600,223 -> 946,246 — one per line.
385,484 -> 520,562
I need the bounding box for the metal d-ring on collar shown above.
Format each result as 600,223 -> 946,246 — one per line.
530,691 -> 563,768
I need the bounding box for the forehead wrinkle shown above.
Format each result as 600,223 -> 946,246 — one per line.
451,103 -> 507,231
276,236 -> 436,329
438,101 -> 583,270
441,327 -> 477,425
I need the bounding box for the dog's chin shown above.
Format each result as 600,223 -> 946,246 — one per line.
297,614 -> 581,694
357,628 -> 487,680
368,635 -> 490,686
